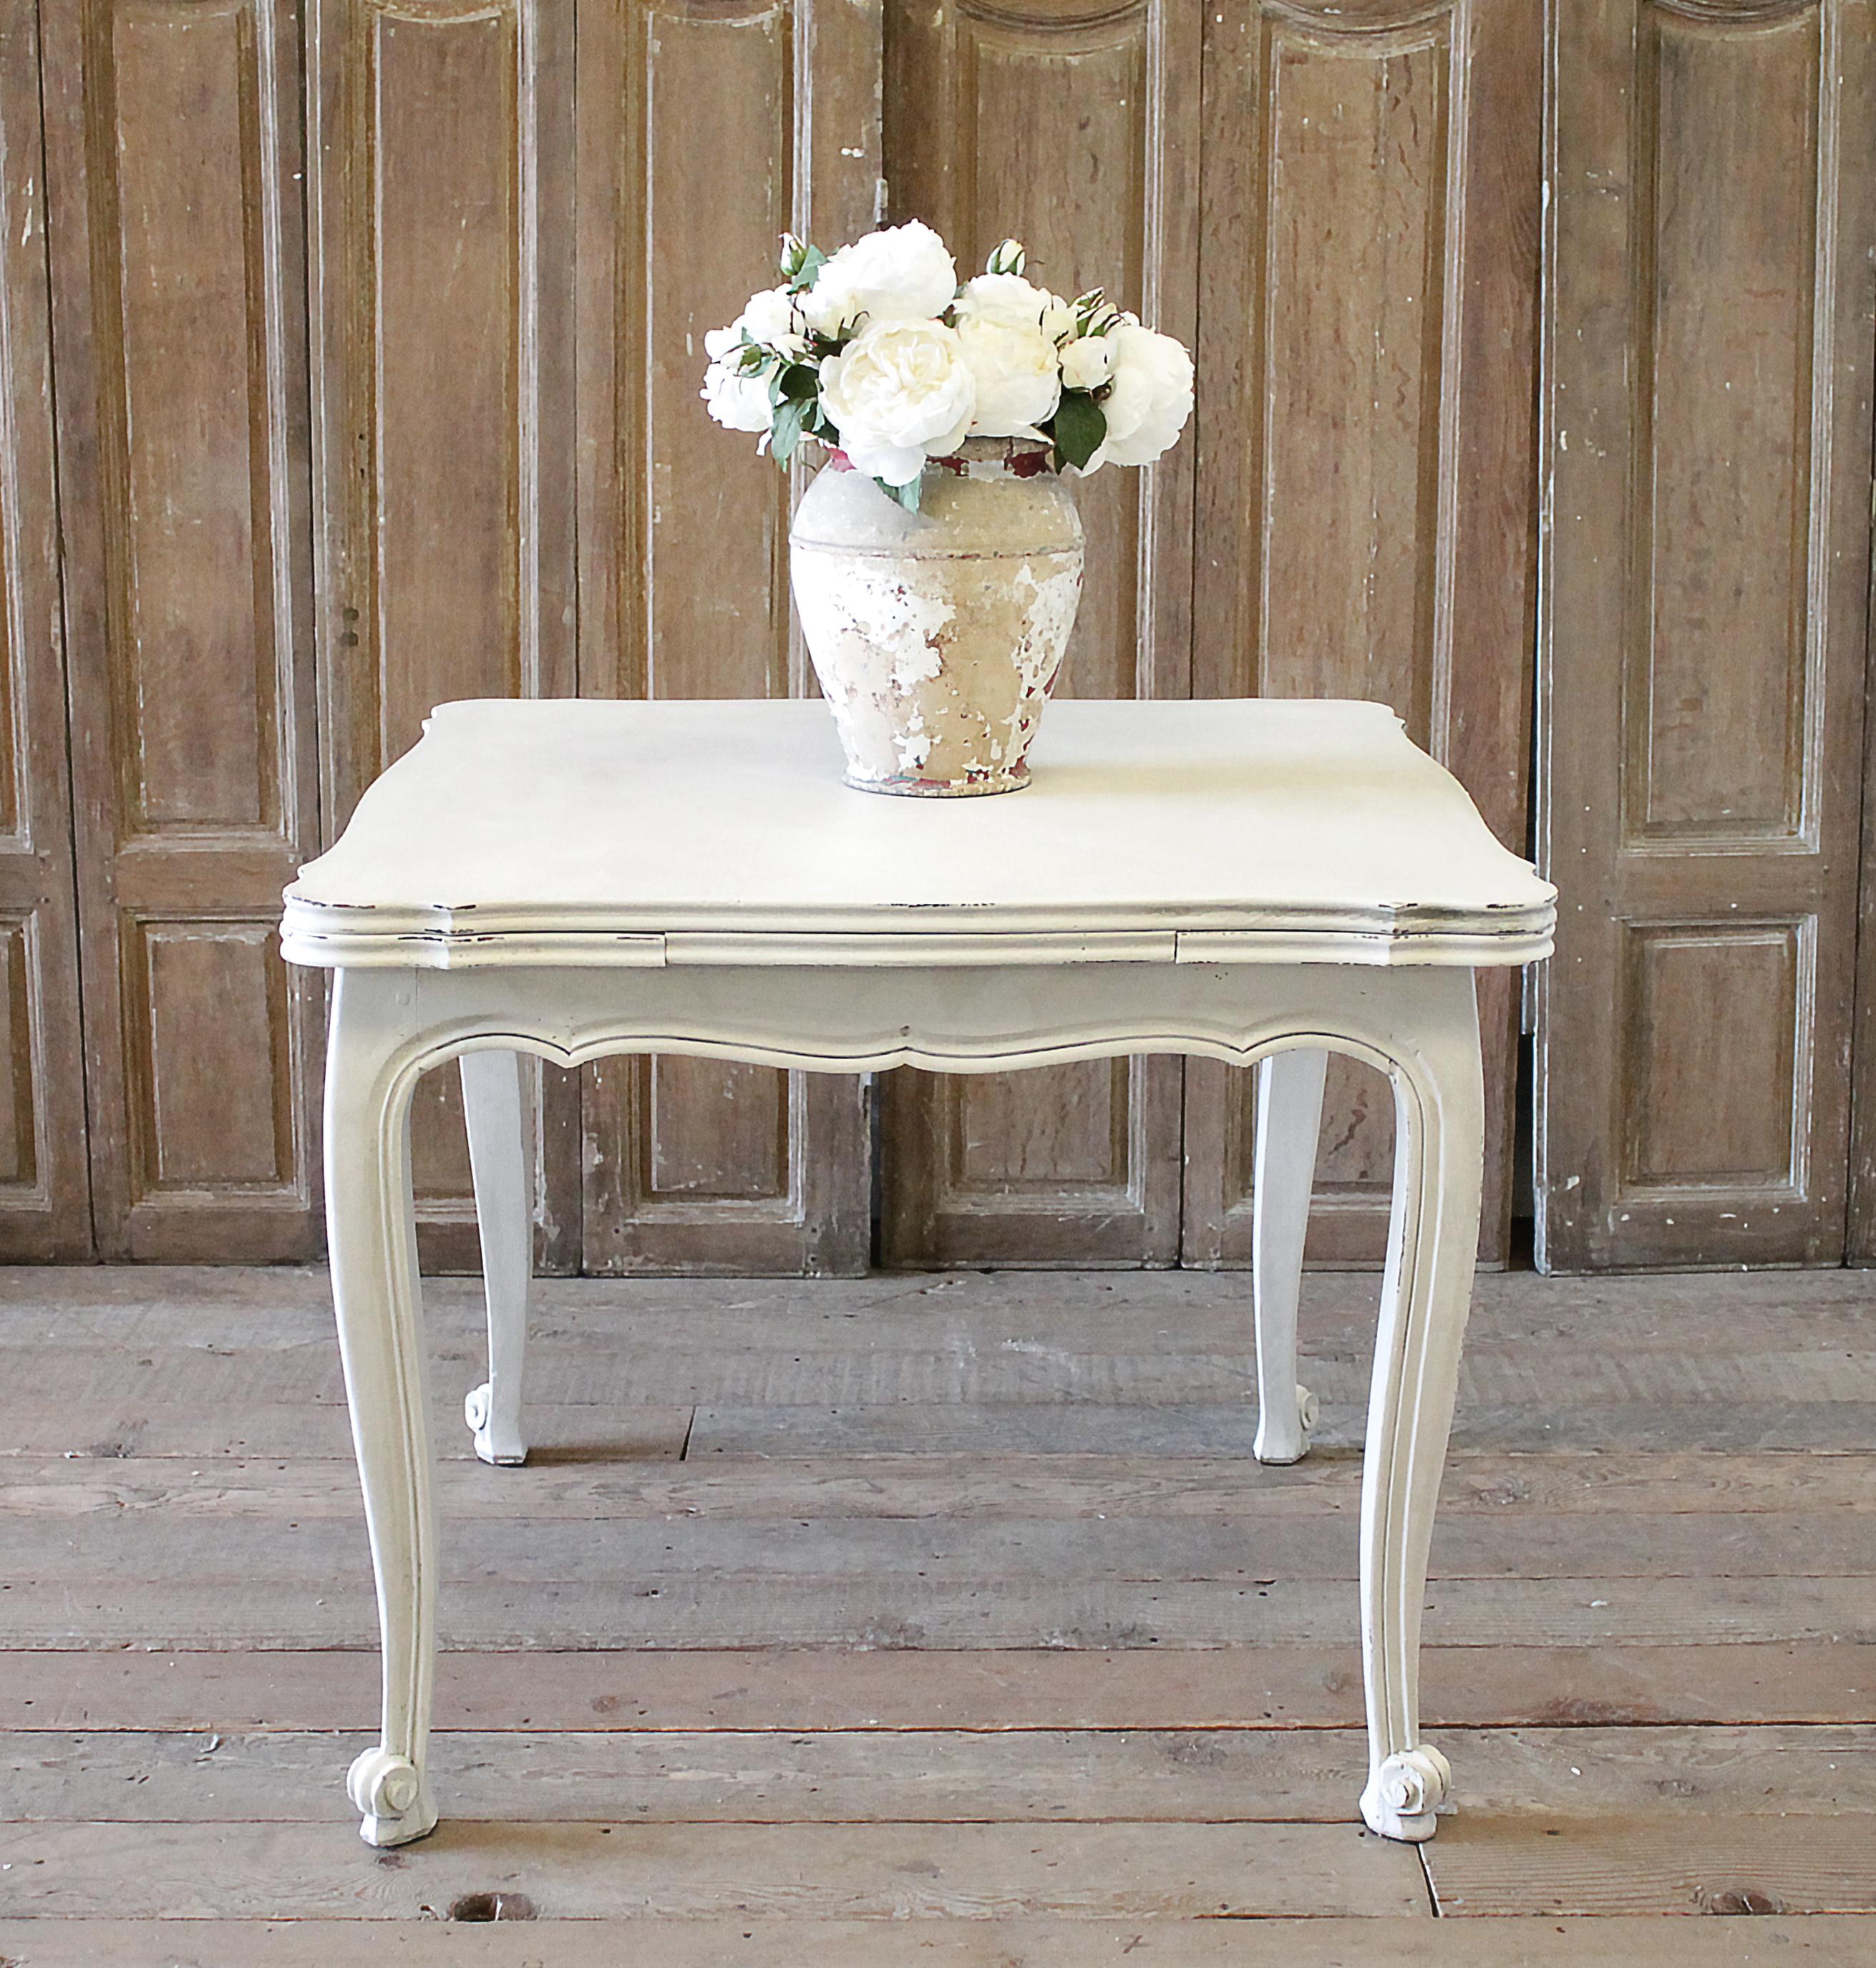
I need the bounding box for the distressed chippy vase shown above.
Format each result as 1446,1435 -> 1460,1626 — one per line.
789,435 -> 1084,796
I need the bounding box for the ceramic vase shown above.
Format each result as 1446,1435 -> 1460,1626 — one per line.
789,435 -> 1085,796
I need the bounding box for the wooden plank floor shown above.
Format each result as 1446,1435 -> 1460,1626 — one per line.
1,1264 -> 1872,1964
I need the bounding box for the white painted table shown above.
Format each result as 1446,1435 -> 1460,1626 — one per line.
282,696 -> 1555,1849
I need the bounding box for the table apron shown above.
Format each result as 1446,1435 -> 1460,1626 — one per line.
325,958 -> 1479,1089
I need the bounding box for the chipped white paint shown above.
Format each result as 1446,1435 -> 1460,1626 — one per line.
789,437 -> 1084,796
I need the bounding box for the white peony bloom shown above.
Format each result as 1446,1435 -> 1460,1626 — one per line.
819,317 -> 976,484
953,272 -> 1074,345
801,220 -> 958,337
1058,332 -> 1117,393
707,286 -> 810,364
738,284 -> 811,357
955,315 -> 1061,436
1080,321 -> 1193,472
700,358 -> 773,434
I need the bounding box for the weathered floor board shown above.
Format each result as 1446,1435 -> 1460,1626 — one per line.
6,1640 -> 1872,1731
0,1820 -> 1429,1919
8,1446 -> 1871,1514
1424,1813 -> 1876,1916
5,1570 -> 1869,1651
7,1724 -> 1872,1823
16,1504 -> 1867,1582
11,1918 -> 1876,1967
1,1264 -> 1872,1944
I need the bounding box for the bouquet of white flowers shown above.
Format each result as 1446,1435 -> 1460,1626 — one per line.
700,221 -> 1193,510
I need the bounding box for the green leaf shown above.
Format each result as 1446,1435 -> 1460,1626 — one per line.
769,397 -> 810,465
787,245 -> 828,293
875,473 -> 922,513
1051,391 -> 1107,473
777,363 -> 818,402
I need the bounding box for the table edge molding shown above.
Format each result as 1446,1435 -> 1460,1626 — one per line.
279,901 -> 1557,972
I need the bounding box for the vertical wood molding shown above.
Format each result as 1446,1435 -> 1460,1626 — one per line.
0,0 -> 91,1257
1539,0 -> 1876,1269
877,0 -> 1198,1267
1182,0 -> 1541,1267
574,0 -> 875,1274
44,0 -> 321,1260
308,0 -> 580,1270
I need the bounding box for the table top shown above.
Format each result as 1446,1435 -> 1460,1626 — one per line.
281,698 -> 1555,970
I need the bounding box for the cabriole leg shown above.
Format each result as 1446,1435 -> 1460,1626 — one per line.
1251,1046 -> 1328,1464
1358,971 -> 1484,1843
325,970 -> 439,1847
461,1048 -> 533,1466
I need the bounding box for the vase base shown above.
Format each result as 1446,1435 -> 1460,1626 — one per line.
843,764 -> 1032,799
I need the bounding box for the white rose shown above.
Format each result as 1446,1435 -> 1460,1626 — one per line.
953,272 -> 1074,345
706,286 -> 809,365
801,220 -> 958,336
699,358 -> 772,434
819,317 -> 976,485
1081,321 -> 1193,472
738,284 -> 811,358
1058,332 -> 1116,393
955,316 -> 1061,436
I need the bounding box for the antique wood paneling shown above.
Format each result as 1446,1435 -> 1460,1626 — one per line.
573,0 -> 876,1272
42,0 -> 321,1259
308,0 -> 580,1270
876,0 -> 1198,1267
1181,0 -> 1541,1267
0,0 -> 90,1257
1537,0 -> 1876,1268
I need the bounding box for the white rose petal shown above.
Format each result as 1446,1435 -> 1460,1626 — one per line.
956,316 -> 1061,437
1080,321 -> 1192,472
1058,333 -> 1116,393
954,272 -> 1074,345
820,317 -> 976,485
801,220 -> 958,336
704,321 -> 742,363
700,359 -> 773,435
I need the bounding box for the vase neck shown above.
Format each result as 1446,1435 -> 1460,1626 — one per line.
929,437 -> 1055,481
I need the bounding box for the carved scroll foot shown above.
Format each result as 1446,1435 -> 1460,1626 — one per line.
348,1747 -> 437,1848
1360,1745 -> 1453,1843
465,1381 -> 527,1466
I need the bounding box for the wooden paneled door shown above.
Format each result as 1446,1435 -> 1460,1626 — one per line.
1537,0 -> 1876,1270
570,0 -> 875,1272
1180,0 -> 1542,1267
44,0 -> 324,1260
0,0 -> 90,1259
875,0 -> 1199,1267
307,0 -> 583,1270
